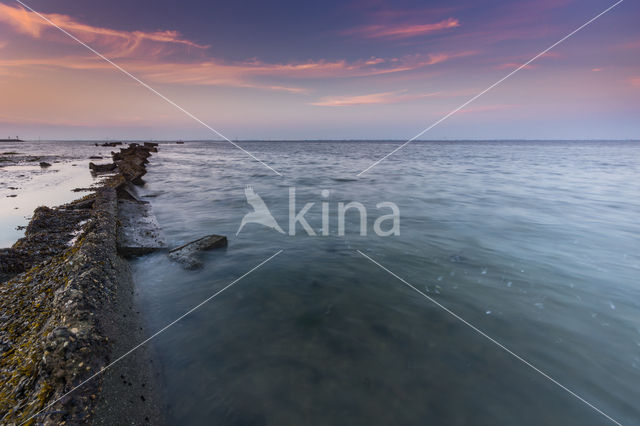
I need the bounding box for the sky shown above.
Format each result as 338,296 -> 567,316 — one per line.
0,0 -> 638,140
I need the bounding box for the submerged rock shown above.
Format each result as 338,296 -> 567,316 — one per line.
39,161 -> 52,168
168,235 -> 227,270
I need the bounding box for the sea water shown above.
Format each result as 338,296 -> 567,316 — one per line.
3,140 -> 640,425
129,140 -> 639,425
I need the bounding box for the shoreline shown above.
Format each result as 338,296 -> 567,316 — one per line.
0,144 -> 164,424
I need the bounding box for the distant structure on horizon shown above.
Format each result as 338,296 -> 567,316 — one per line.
0,136 -> 23,142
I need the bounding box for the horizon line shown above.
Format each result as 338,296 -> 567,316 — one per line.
8,138 -> 640,143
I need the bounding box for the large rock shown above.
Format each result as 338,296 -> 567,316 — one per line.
89,162 -> 117,173
168,235 -> 227,269
113,145 -> 153,185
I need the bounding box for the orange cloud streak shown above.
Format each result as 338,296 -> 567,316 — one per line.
0,50 -> 476,91
310,89 -> 472,107
342,17 -> 459,39
0,4 -> 474,94
0,3 -> 207,58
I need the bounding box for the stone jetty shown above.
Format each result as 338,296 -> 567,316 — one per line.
0,143 -> 164,425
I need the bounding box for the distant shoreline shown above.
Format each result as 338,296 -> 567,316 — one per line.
0,138 -> 23,142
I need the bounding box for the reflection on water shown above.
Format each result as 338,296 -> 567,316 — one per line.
129,141 -> 640,425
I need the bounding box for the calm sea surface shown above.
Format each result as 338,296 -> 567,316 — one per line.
2,140 -> 640,425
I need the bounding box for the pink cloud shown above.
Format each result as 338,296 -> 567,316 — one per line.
0,49 -> 476,92
310,89 -> 471,107
0,4 -> 475,94
443,1 -> 573,47
493,51 -> 559,70
629,77 -> 640,88
342,17 -> 460,39
310,90 -> 426,106
494,63 -> 536,70
616,38 -> 640,50
241,51 -> 476,79
0,3 -> 207,58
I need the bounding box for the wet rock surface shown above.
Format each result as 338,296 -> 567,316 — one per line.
112,145 -> 151,186
0,189 -> 118,425
89,162 -> 117,173
168,235 -> 227,270
0,143 -> 164,425
116,199 -> 167,257
1,198 -> 94,280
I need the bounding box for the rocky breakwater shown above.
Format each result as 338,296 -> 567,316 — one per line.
0,143 -> 163,425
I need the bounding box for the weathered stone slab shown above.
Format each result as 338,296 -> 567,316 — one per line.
89,162 -> 117,173
116,183 -> 144,202
116,199 -> 166,257
168,234 -> 227,269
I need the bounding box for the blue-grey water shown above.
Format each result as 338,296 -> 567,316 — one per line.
3,140 -> 640,425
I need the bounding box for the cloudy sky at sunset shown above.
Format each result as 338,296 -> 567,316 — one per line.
0,0 -> 638,140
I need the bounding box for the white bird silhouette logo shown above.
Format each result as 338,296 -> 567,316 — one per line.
236,186 -> 285,235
